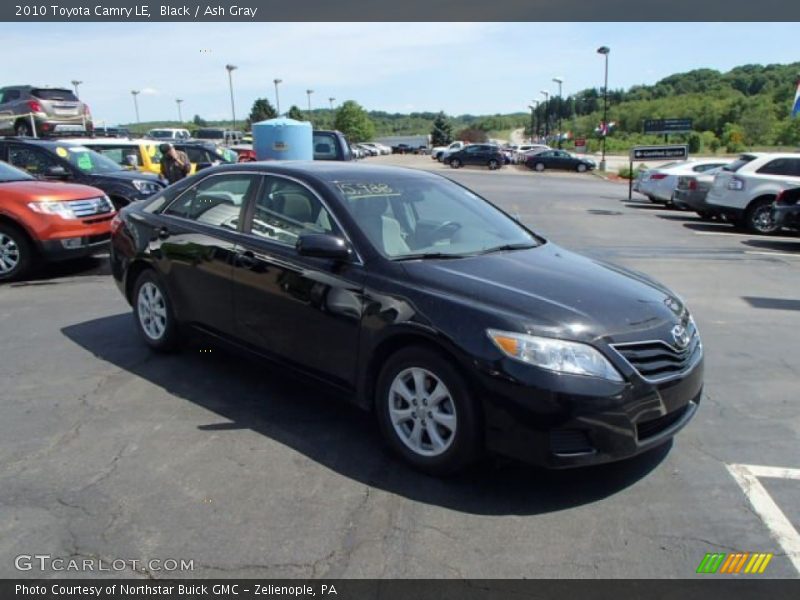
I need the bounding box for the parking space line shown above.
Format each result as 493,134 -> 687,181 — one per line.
693,231 -> 800,242
726,464 -> 800,574
744,251 -> 800,258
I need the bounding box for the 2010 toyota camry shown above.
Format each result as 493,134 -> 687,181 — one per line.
110,162 -> 703,474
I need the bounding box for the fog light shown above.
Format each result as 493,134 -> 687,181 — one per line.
61,237 -> 85,249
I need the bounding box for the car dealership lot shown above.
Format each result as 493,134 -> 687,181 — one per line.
1,165 -> 798,578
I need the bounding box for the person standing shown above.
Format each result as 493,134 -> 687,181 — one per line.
159,143 -> 191,184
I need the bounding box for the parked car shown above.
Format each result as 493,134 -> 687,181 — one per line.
313,130 -> 355,161
444,144 -> 504,170
0,160 -> 114,280
637,160 -> 732,204
392,143 -> 414,154
525,150 -> 596,172
170,141 -> 237,173
147,128 -> 191,141
361,142 -> 391,156
705,153 -> 800,234
230,145 -> 256,162
771,187 -> 800,231
71,137 -> 163,176
673,168 -> 724,219
0,86 -> 92,137
356,143 -> 378,157
93,126 -> 131,138
194,128 -> 242,145
110,162 -> 702,474
513,144 -> 550,163
0,138 -> 164,209
432,141 -> 467,161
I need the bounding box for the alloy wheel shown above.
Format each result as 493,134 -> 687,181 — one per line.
137,282 -> 168,340
0,233 -> 20,275
388,367 -> 457,457
750,205 -> 778,234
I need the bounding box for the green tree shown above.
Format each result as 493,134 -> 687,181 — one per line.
722,123 -> 746,153
333,100 -> 375,143
430,112 -> 453,146
248,98 -> 277,124
286,105 -> 305,121
455,127 -> 488,143
193,114 -> 208,127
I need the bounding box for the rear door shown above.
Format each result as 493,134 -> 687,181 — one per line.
755,157 -> 800,189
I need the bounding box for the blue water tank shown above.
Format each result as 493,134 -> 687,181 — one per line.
252,117 -> 313,161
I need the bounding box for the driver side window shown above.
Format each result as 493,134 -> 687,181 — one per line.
8,146 -> 61,175
163,173 -> 258,230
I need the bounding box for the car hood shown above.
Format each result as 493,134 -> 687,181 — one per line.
0,180 -> 105,201
400,243 -> 686,344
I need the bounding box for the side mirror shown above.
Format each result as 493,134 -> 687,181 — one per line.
44,165 -> 69,179
296,233 -> 351,261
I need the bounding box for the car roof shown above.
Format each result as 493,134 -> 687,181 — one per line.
203,161 -> 443,184
59,137 -> 156,146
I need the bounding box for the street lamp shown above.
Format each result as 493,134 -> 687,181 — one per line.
328,97 -> 335,110
176,98 -> 184,123
273,79 -> 282,115
528,101 -> 539,143
597,46 -> 610,171
306,89 -> 314,115
71,80 -> 83,98
225,64 -> 238,131
553,77 -> 563,148
540,90 -> 550,140
131,90 -> 140,124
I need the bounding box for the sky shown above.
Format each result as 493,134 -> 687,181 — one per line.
2,22 -> 798,125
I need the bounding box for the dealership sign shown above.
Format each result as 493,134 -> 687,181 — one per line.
643,118 -> 693,134
630,145 -> 689,161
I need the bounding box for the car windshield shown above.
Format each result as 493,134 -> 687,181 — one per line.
149,130 -> 175,139
57,145 -> 124,174
0,160 -> 35,182
32,88 -> 78,102
330,174 -> 539,259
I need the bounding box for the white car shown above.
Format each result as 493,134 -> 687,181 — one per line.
361,142 -> 391,155
513,144 -> 550,163
705,152 -> 800,234
147,128 -> 191,141
636,159 -> 732,204
432,141 -> 467,161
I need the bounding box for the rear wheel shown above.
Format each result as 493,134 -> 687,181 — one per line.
744,198 -> 779,235
14,120 -> 33,137
488,159 -> 499,170
450,158 -> 462,169
132,270 -> 181,351
533,162 -> 545,172
0,224 -> 34,281
376,346 -> 481,475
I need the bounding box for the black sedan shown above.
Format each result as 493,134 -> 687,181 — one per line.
771,187 -> 800,231
526,149 -> 596,173
110,162 -> 702,474
444,144 -> 504,170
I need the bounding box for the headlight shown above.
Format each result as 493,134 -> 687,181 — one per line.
27,201 -> 78,220
487,329 -> 623,382
132,179 -> 161,195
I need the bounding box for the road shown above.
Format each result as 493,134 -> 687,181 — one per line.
1,156 -> 798,578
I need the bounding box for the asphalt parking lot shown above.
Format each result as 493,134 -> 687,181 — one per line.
1,156 -> 798,579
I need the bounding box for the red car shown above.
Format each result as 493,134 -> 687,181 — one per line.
230,145 -> 257,162
0,160 -> 114,280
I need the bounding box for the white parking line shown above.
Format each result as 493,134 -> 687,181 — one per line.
693,231 -> 800,242
744,251 -> 800,258
727,464 -> 800,574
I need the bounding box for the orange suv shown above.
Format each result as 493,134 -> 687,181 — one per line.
0,160 -> 114,280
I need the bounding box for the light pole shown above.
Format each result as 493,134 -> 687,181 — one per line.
328,97 -> 335,110
273,79 -> 282,115
131,90 -> 140,124
71,80 -> 83,98
597,46 -> 610,171
225,64 -> 237,130
540,90 -> 550,140
553,77 -> 563,148
528,101 -> 539,143
176,98 -> 184,123
306,89 -> 314,116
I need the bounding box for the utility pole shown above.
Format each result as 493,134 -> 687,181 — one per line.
225,64 -> 238,130
540,90 -> 550,140
131,90 -> 140,124
597,46 -> 611,171
176,98 -> 184,123
273,79 -> 282,115
71,80 -> 83,98
306,89 -> 314,116
553,77 -> 564,148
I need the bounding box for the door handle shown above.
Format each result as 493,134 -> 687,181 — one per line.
157,226 -> 171,240
235,250 -> 258,270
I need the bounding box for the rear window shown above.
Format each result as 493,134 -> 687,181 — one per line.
32,88 -> 78,102
724,155 -> 757,172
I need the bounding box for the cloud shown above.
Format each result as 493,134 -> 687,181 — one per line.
140,88 -> 160,96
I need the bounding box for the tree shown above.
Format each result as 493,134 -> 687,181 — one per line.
333,100 -> 375,143
248,98 -> 277,125
286,105 -> 305,121
193,114 -> 208,127
430,112 -> 453,146
455,127 -> 487,143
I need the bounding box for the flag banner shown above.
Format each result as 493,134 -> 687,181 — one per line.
792,79 -> 800,117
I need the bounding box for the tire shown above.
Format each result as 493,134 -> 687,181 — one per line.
14,120 -> 33,137
488,159 -> 499,170
744,198 -> 779,235
696,211 -> 714,221
646,194 -> 659,204
450,158 -> 462,169
132,270 -> 181,351
533,162 -> 545,172
375,346 -> 481,475
576,163 -> 587,173
0,223 -> 34,282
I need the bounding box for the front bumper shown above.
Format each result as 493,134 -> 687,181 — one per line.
476,352 -> 704,468
771,205 -> 800,229
39,233 -> 111,261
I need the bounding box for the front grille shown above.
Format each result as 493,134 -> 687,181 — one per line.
550,429 -> 595,456
636,404 -> 690,441
68,197 -> 113,218
612,335 -> 701,382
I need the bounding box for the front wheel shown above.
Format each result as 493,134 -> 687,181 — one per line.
0,224 -> 34,281
576,163 -> 587,173
133,270 -> 181,351
449,158 -> 462,169
488,159 -> 499,170
744,198 -> 779,235
376,347 -> 481,475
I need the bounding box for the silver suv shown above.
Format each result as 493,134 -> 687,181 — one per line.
0,86 -> 92,137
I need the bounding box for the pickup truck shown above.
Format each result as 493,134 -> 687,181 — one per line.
313,130 -> 354,161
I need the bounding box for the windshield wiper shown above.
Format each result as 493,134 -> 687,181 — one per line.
477,242 -> 538,254
392,252 -> 472,261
